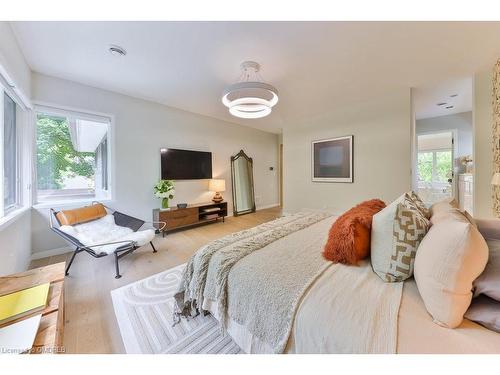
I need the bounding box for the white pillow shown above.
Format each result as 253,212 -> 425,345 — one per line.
414,219 -> 489,328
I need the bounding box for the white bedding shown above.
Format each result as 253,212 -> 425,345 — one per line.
205,268 -> 500,354
59,214 -> 155,254
202,216 -> 403,354
201,216 -> 500,354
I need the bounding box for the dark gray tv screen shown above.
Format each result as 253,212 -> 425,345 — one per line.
161,148 -> 212,180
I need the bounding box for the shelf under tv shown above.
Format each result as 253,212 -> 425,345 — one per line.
153,201 -> 228,235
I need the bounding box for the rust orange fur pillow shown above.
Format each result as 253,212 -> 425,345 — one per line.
323,199 -> 386,265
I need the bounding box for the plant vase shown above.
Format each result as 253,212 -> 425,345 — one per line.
161,198 -> 170,210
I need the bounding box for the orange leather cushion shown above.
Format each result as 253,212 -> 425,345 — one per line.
56,203 -> 107,226
323,199 -> 386,265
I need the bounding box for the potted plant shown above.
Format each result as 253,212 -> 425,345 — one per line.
154,179 -> 175,210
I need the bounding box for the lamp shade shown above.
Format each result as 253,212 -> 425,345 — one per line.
492,173 -> 500,186
209,179 -> 226,192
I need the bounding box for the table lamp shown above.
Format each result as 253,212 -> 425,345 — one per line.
209,179 -> 226,203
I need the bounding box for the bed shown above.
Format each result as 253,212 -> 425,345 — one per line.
174,211 -> 500,354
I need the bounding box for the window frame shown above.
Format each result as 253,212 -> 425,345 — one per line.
33,103 -> 114,206
417,148 -> 453,185
0,84 -> 25,218
3,92 -> 18,214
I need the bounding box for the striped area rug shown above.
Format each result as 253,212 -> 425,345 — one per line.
111,263 -> 243,354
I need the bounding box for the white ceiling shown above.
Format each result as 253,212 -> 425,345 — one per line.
10,22 -> 500,133
413,78 -> 472,120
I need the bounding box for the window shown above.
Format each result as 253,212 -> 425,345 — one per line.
417,150 -> 452,184
3,93 -> 17,213
35,108 -> 111,203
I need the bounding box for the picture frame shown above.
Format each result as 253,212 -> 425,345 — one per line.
311,135 -> 353,183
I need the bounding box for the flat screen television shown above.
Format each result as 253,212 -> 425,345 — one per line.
160,148 -> 212,180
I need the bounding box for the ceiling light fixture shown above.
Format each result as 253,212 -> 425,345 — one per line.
436,102 -> 447,106
109,45 -> 127,57
222,61 -> 278,119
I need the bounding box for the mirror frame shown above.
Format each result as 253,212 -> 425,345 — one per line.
231,149 -> 256,216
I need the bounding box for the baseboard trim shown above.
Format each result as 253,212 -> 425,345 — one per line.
256,203 -> 281,210
31,246 -> 73,261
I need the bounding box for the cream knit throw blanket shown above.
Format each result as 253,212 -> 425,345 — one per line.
173,212 -> 331,335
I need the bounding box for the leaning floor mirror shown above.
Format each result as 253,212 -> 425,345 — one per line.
231,150 -> 256,216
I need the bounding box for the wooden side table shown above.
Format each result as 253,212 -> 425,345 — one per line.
0,262 -> 65,354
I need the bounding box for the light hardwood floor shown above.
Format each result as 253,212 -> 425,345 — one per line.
30,207 -> 282,354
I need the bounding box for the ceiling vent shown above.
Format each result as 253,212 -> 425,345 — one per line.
109,45 -> 127,57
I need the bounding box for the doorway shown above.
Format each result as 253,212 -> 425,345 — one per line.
412,78 -> 474,213
416,131 -> 454,205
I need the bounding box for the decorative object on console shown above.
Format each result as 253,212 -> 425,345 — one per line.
177,203 -> 188,209
231,150 -> 256,216
209,179 -> 226,203
323,199 -> 386,265
154,179 -> 175,210
312,135 -> 353,183
459,155 -> 473,173
222,61 -> 278,119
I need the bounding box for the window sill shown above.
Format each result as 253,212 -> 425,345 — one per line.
0,206 -> 31,231
33,198 -> 112,210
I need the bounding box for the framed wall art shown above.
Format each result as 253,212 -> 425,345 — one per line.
311,135 -> 353,183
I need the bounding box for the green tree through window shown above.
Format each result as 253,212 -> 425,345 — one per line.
417,150 -> 452,183
417,152 -> 433,182
435,151 -> 452,182
36,114 -> 95,190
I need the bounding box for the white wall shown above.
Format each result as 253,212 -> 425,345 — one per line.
31,73 -> 279,255
0,22 -> 32,276
283,90 -> 412,213
0,22 -> 31,101
474,69 -> 493,218
416,111 -> 473,173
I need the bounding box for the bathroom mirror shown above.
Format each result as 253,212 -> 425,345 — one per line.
231,150 -> 256,216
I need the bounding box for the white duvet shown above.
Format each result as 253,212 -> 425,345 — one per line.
202,215 -> 500,353
59,214 -> 155,255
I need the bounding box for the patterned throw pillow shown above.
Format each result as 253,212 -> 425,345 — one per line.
408,191 -> 431,219
371,193 -> 431,282
386,195 -> 430,282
